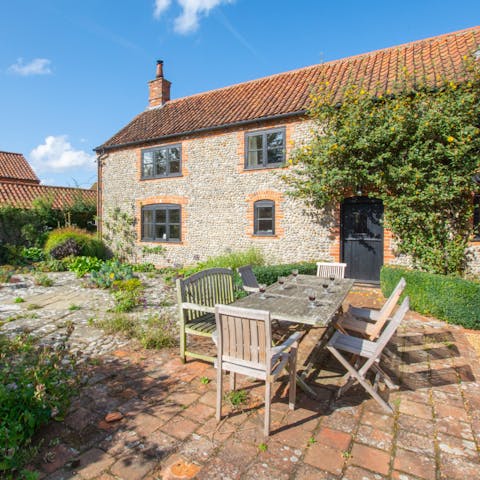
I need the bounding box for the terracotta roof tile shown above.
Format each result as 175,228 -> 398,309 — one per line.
0,151 -> 39,184
0,182 -> 96,210
98,26 -> 480,151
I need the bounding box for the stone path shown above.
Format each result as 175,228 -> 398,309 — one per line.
2,280 -> 480,479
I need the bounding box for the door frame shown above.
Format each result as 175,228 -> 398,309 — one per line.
340,196 -> 384,283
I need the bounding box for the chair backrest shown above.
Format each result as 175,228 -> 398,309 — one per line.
177,268 -> 234,321
215,304 -> 272,373
316,262 -> 347,279
370,277 -> 406,338
237,265 -> 260,291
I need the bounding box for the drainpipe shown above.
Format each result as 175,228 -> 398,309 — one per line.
96,150 -> 108,238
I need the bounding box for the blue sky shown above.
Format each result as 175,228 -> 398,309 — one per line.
1,0 -> 479,188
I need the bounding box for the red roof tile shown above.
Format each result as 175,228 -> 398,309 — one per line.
0,151 -> 40,184
98,27 -> 480,151
0,182 -> 96,210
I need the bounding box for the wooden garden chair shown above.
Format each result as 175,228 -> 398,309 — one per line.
337,277 -> 406,341
327,296 -> 409,412
176,268 -> 235,363
237,264 -> 260,293
316,262 -> 347,279
215,304 -> 302,438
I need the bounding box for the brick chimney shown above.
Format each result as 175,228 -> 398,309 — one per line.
148,60 -> 171,108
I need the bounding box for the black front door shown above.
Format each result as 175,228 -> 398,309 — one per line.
341,197 -> 384,282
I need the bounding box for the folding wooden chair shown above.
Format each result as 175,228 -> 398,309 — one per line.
316,262 -> 347,279
237,265 -> 260,293
337,277 -> 406,340
215,304 -> 302,437
327,296 -> 409,412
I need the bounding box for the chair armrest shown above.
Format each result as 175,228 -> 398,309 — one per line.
181,302 -> 216,314
348,305 -> 380,321
243,286 -> 260,293
271,331 -> 303,356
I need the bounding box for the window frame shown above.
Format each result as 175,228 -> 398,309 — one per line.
254,200 -> 275,236
141,204 -> 181,243
141,144 -> 182,179
474,194 -> 480,240
244,127 -> 286,170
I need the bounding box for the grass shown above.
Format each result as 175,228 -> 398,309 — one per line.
200,376 -> 210,385
33,273 -> 53,287
258,443 -> 268,452
14,297 -> 25,303
26,304 -> 41,311
68,304 -> 81,311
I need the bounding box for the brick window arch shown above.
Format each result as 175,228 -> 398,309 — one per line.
246,191 -> 284,238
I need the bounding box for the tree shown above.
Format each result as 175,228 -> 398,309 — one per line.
283,57 -> 480,275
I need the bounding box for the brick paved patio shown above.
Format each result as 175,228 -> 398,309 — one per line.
29,287 -> 480,479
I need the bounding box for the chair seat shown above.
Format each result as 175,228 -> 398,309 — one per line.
339,314 -> 377,337
329,331 -> 377,358
185,313 -> 216,335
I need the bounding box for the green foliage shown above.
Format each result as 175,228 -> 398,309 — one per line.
89,259 -> 135,288
142,245 -> 166,256
224,389 -> 249,408
33,258 -> 67,273
111,278 -> 145,312
68,304 -> 81,311
200,376 -> 210,385
0,330 -> 78,474
44,227 -> 107,260
102,208 -> 137,263
20,247 -> 45,263
380,266 -> 480,329
130,262 -> 157,273
258,443 -> 268,452
253,262 -> 317,286
33,273 -> 53,287
96,311 -> 176,348
14,297 -> 24,304
0,266 -> 14,283
180,248 -> 265,278
66,256 -> 104,277
285,56 -> 480,275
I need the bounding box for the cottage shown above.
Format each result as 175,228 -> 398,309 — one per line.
96,27 -> 480,282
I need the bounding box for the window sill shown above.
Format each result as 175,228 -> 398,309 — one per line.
141,239 -> 183,245
251,234 -> 279,239
141,174 -> 183,181
243,164 -> 286,172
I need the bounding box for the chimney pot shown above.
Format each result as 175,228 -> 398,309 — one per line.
149,59 -> 171,108
156,60 -> 164,78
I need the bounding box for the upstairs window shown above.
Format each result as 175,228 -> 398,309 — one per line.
474,194 -> 480,240
245,128 -> 285,169
141,145 -> 181,179
141,204 -> 181,242
254,200 -> 275,235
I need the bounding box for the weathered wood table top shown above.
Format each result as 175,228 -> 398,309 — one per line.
234,275 -> 354,326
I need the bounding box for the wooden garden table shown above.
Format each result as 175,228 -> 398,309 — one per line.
233,274 -> 354,398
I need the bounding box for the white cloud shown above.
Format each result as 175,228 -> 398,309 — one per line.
8,58 -> 52,76
154,0 -> 233,34
29,135 -> 96,172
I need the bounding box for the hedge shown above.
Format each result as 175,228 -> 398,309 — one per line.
253,262 -> 317,286
380,266 -> 480,330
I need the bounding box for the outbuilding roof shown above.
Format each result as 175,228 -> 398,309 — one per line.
0,151 -> 40,184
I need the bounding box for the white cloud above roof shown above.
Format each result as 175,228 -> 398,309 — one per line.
8,58 -> 52,76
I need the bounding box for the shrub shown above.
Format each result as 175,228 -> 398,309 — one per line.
380,266 -> 480,329
130,262 -> 157,273
0,330 -> 78,475
180,248 -> 265,278
66,256 -> 104,277
111,278 -> 145,312
49,238 -> 82,259
253,262 -> 317,286
90,259 -> 135,289
20,247 -> 45,264
33,273 -> 53,287
33,258 -> 67,273
44,227 -> 107,260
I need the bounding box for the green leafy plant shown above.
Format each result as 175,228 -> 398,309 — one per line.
14,297 -> 24,304
20,247 -> 45,264
381,265 -> 480,329
111,278 -> 145,312
284,56 -> 480,275
200,376 -> 210,385
68,304 -> 81,311
130,262 -> 157,273
102,208 -> 138,263
0,329 -> 79,475
141,245 -> 166,256
33,258 -> 67,273
44,227 -> 107,260
66,256 -> 104,277
33,273 -> 53,287
258,443 -> 268,452
224,389 -> 249,408
0,266 -> 14,283
307,436 -> 316,446
89,259 -> 135,289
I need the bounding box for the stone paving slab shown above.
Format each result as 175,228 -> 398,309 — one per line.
3,282 -> 480,479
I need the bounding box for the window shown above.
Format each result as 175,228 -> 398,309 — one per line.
141,145 -> 181,179
254,200 -> 275,235
245,128 -> 285,169
141,204 -> 181,242
474,194 -> 480,240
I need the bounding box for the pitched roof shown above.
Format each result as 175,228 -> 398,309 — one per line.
0,151 -> 40,184
98,26 -> 480,151
0,182 -> 96,210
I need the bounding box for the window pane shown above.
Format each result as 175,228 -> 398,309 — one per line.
169,147 -> 180,161
169,160 -> 180,174
258,220 -> 273,233
267,131 -> 284,149
142,222 -> 153,239
142,157 -> 154,177
257,206 -> 273,219
267,147 -> 284,164
155,150 -> 167,176
247,150 -> 263,167
169,224 -> 180,240
155,209 -> 166,223
143,209 -> 154,224
248,135 -> 263,150
169,208 -> 180,224
155,224 -> 167,240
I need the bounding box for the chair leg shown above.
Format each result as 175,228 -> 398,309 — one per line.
230,372 -> 236,391
179,319 -> 186,363
216,365 -> 223,422
264,381 -> 272,438
288,345 -> 298,410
